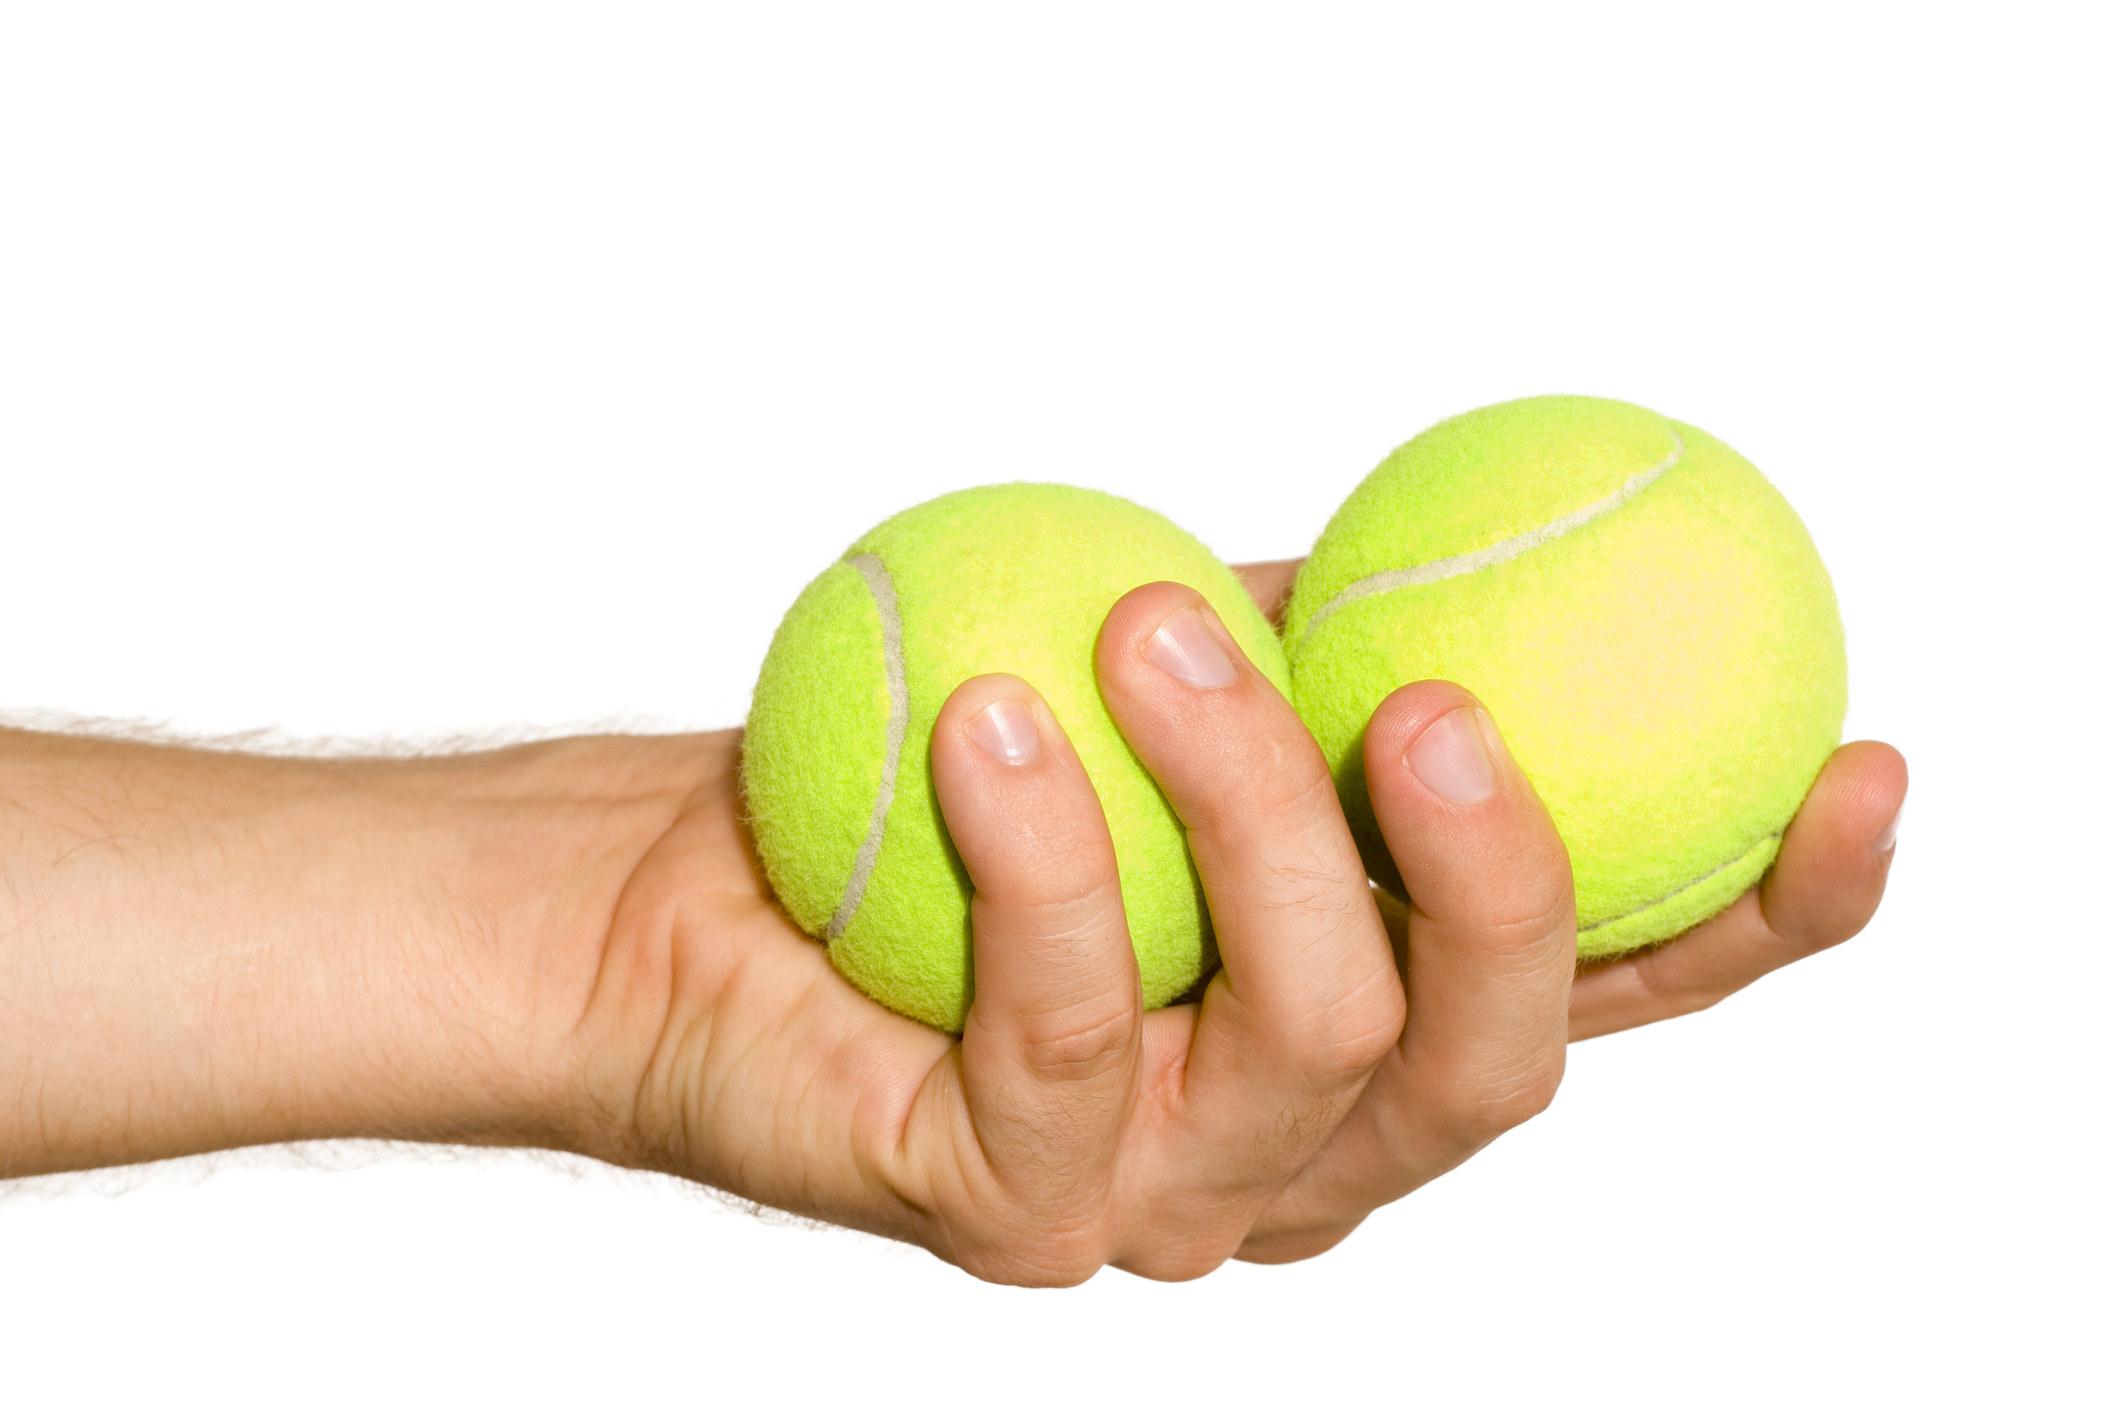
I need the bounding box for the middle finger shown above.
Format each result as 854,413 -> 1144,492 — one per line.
1093,582 -> 1404,1219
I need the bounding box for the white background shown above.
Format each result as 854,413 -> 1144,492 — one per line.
2,3 -> 2117,1406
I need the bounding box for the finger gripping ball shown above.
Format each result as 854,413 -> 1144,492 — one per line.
1284,396 -> 1846,959
743,483 -> 1290,1033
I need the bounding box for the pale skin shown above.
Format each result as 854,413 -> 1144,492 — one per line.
0,558 -> 1907,1282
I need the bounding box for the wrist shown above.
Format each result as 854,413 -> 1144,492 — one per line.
555,728 -> 766,1172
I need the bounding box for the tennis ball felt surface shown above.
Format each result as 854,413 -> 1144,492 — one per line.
1285,395 -> 1846,959
744,483 -> 1290,1033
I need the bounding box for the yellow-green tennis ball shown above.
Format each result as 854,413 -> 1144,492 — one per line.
744,482 -> 1290,1033
1284,395 -> 1846,959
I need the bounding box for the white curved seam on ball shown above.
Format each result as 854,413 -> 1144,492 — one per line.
1576,828 -> 1782,937
1296,429 -> 1688,649
825,552 -> 909,942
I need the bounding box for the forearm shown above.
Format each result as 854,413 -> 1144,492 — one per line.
0,727 -> 708,1176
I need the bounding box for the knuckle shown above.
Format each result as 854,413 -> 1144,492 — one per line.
1238,1222 -> 1363,1265
1214,763 -> 1344,862
1180,723 -> 1337,846
1438,1051 -> 1567,1148
1231,916 -> 1403,1088
1014,998 -> 1138,1085
1630,937 -> 1743,1018
1466,867 -> 1578,964
959,1221 -> 1111,1288
1642,973 -> 1727,1020
981,864 -> 1128,933
1120,1237 -> 1239,1284
1258,844 -> 1363,915
1238,732 -> 1335,819
1108,1203 -> 1260,1284
1514,1049 -> 1568,1121
1341,966 -> 1409,1053
1299,969 -> 1405,1087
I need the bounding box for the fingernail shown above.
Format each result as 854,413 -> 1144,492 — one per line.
1406,707 -> 1496,804
969,697 -> 1041,766
1145,607 -> 1237,690
1873,806 -> 1902,854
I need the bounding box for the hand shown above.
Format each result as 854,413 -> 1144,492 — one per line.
583,548 -> 1910,1282
1232,558 -> 1909,1047
581,581 -> 1548,1278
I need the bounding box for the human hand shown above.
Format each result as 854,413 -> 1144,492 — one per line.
578,574 -> 1692,1280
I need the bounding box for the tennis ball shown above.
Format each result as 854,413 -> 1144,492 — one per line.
1284,395 -> 1845,959
744,483 -> 1290,1033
